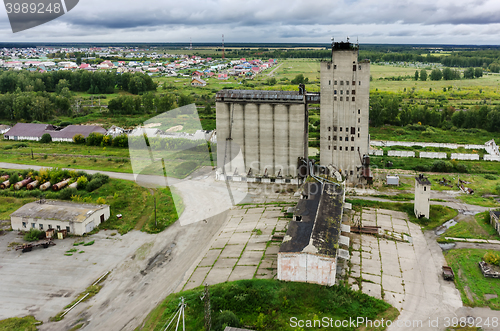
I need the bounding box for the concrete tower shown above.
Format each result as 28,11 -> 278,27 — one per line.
320,39 -> 370,179
414,174 -> 431,219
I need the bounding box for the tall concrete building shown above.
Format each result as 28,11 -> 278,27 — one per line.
215,90 -> 319,178
320,40 -> 370,179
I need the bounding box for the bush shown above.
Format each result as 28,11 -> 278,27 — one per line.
484,252 -> 500,266
431,160 -> 454,173
40,133 -> 52,143
59,187 -> 77,200
213,311 -> 240,331
484,174 -> 497,180
454,163 -> 468,173
76,176 -> 88,190
24,228 -> 43,242
73,134 -> 86,144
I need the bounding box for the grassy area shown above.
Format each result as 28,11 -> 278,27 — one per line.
440,212 -> 500,241
85,179 -> 180,234
348,199 -> 458,230
136,279 -> 397,331
445,249 -> 500,310
369,125 -> 500,145
0,316 -> 40,331
0,197 -> 36,220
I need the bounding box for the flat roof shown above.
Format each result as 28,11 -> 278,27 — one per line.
11,200 -> 108,223
216,89 -> 320,104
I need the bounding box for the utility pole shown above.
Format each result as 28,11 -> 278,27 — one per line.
203,283 -> 211,331
154,195 -> 157,227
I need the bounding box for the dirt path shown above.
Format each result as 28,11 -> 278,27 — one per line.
267,63 -> 282,77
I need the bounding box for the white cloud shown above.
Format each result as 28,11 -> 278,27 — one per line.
0,0 -> 499,43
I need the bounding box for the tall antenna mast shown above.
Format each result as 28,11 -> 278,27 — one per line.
189,38 -> 192,50
222,34 -> 225,59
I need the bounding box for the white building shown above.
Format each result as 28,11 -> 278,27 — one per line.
10,200 -> 110,236
414,174 -> 431,219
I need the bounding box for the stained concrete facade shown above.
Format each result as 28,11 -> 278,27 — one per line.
414,175 -> 431,219
320,41 -> 370,178
215,90 -> 319,177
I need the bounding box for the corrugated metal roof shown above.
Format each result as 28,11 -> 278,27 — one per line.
50,125 -> 106,139
4,123 -> 52,138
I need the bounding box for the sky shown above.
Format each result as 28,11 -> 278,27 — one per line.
1,0 -> 500,45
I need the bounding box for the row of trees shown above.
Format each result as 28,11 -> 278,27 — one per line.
0,90 -> 72,121
108,92 -> 193,115
0,70 -> 156,95
369,93 -> 500,132
415,67 -> 482,81
73,132 -> 129,148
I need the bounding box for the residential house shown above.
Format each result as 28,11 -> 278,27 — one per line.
191,77 -> 207,87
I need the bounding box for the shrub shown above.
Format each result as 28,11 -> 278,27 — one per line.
76,176 -> 88,190
24,228 -> 44,242
40,133 -> 52,143
73,134 -> 86,144
431,160 -> 453,173
484,252 -> 500,266
59,187 -> 77,200
213,311 -> 240,331
484,174 -> 497,180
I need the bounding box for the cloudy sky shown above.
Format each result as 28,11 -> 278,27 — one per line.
1,0 -> 499,44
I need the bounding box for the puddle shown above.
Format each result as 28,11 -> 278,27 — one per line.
438,243 -> 456,251
435,219 -> 458,235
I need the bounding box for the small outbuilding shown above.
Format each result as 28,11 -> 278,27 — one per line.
10,200 -> 110,236
414,174 -> 431,219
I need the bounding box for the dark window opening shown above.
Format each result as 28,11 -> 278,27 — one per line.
334,146 -> 337,150
334,65 -> 337,69
353,65 -> 357,71
352,97 -> 355,101
352,90 -> 356,95
328,126 -> 331,131
358,109 -> 360,114
329,80 -> 331,85
351,127 -> 355,134
351,146 -> 354,151
340,146 -> 342,151
351,136 -> 354,141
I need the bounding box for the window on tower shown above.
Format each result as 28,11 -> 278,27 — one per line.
358,109 -> 360,114
339,137 -> 342,141
351,147 -> 354,151
353,65 -> 356,71
340,97 -> 343,101
346,81 -> 349,85
334,65 -> 337,69
352,97 -> 355,101
334,80 -> 337,85
334,90 -> 337,94
334,126 -> 337,132
340,81 -> 344,85
352,90 -> 355,95
334,96 -> 337,101
351,127 -> 355,134
352,81 -> 355,85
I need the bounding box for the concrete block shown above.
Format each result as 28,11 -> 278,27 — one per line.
228,266 -> 258,281
204,267 -> 232,285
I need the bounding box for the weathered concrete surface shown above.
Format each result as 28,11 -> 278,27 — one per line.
348,208 -> 500,331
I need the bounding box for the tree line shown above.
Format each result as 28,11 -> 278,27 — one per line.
108,92 -> 194,115
414,67 -> 482,81
0,70 -> 156,95
369,92 -> 500,132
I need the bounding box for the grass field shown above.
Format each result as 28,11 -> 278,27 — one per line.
445,249 -> 500,310
136,279 -> 397,331
0,316 -> 40,331
440,212 -> 500,241
0,197 -> 36,220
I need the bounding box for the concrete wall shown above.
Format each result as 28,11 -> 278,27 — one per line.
278,252 -> 337,286
371,141 -> 458,149
320,49 -> 370,179
216,102 -> 305,177
484,155 -> 500,162
420,152 -> 447,159
369,149 -> 383,156
450,153 -> 479,161
388,150 -> 415,157
11,206 -> 110,236
414,180 -> 430,219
